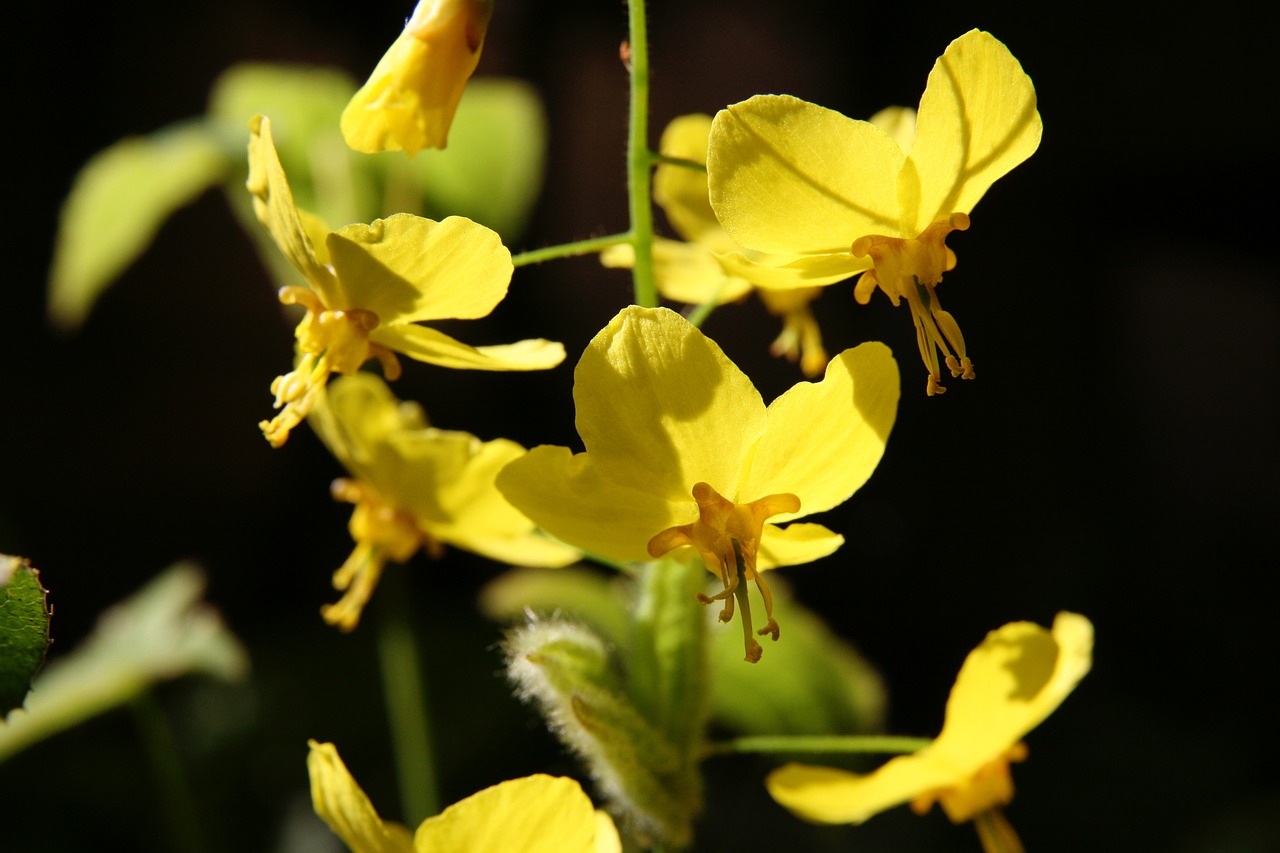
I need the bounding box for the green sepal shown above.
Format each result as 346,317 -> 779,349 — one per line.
0,556 -> 51,715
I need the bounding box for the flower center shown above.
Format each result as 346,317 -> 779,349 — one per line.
260,287 -> 402,447
852,212 -> 974,396
321,478 -> 441,632
647,481 -> 800,662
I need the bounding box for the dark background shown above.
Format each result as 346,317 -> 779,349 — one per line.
5,1 -> 1277,850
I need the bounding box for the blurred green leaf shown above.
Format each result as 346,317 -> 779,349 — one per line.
47,122 -> 229,331
479,565 -> 631,650
708,577 -> 885,737
0,556 -> 50,714
0,563 -> 248,762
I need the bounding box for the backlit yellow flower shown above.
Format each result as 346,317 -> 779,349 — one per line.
307,740 -> 621,853
341,0 -> 492,155
247,115 -> 563,447
708,30 -> 1041,394
767,613 -> 1092,851
497,306 -> 898,661
307,373 -> 580,630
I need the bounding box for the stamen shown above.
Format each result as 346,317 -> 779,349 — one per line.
973,809 -> 1025,853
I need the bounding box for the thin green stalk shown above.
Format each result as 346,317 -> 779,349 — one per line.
511,232 -> 632,267
626,0 -> 658,308
130,690 -> 207,853
376,569 -> 439,824
702,734 -> 932,758
652,154 -> 706,172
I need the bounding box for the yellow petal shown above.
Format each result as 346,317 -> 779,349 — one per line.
757,522 -> 845,570
414,774 -> 616,853
767,757 -> 954,825
713,248 -> 867,290
245,115 -> 338,296
326,214 -> 513,322
306,741 -> 416,853
868,106 -> 917,155
603,239 -> 753,305
574,306 -> 765,502
496,445 -> 685,564
899,30 -> 1042,235
308,373 -> 430,486
653,114 -> 722,244
372,323 -> 564,371
740,342 -> 899,516
708,95 -> 903,254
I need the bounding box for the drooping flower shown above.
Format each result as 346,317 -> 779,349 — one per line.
498,306 -> 898,661
341,0 -> 492,155
247,115 -> 563,447
767,612 -> 1093,851
307,373 -> 580,630
708,29 -> 1041,394
307,740 -> 621,853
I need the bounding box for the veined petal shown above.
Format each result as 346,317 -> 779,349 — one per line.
603,239 -> 753,305
326,214 -> 513,321
715,248 -> 868,291
709,95 -> 904,254
934,612 -> 1093,766
497,445 -> 686,564
373,323 -> 564,371
246,116 -> 338,296
741,342 -> 899,516
901,30 -> 1042,235
306,741 -> 416,853
574,306 -> 765,502
767,757 -> 953,825
653,114 -> 722,244
757,522 -> 844,570
415,774 -> 617,853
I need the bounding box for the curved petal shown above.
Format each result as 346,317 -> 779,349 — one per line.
327,214 -> 513,321
497,445 -> 687,563
415,774 -> 612,853
306,741 -> 416,853
715,248 -> 867,290
900,30 -> 1042,235
653,114 -> 722,244
603,239 -> 753,305
741,342 -> 899,516
575,306 -> 765,502
708,95 -> 904,254
757,522 -> 844,570
767,756 -> 953,825
373,322 -> 564,371
935,612 -> 1093,766
308,373 -> 430,486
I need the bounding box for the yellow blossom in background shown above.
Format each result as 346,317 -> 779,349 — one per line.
307,373 -> 580,630
342,0 -> 493,155
498,306 -> 898,661
767,612 -> 1092,851
708,30 -> 1041,394
306,740 -> 621,853
247,115 -> 563,447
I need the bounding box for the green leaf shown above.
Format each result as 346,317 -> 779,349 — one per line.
0,556 -> 51,714
48,122 -> 230,331
479,566 -> 631,650
407,78 -> 547,240
0,564 -> 247,762
708,577 -> 886,737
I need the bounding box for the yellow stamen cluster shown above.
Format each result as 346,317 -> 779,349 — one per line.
852,213 -> 973,396
648,482 -> 799,662
259,287 -> 402,447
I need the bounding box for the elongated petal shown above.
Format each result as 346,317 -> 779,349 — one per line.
307,741 -> 416,853
757,522 -> 844,570
326,214 -> 513,321
767,758 -> 954,825
373,323 -> 564,370
741,342 -> 898,516
900,30 -> 1042,235
415,774 -> 616,853
246,116 -> 337,295
497,445 -> 686,564
709,95 -> 904,254
715,248 -> 868,290
575,307 -> 765,502
935,612 -> 1093,763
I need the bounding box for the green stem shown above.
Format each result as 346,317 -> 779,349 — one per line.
376,569 -> 440,824
130,690 -> 207,853
511,232 -> 632,267
702,734 -> 932,758
626,0 -> 658,308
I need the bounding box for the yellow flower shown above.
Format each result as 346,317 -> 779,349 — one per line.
247,115 -> 563,447
307,373 -> 579,630
307,740 -> 621,853
341,0 -> 492,155
497,306 -> 898,661
767,613 -> 1093,850
708,30 -> 1041,394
